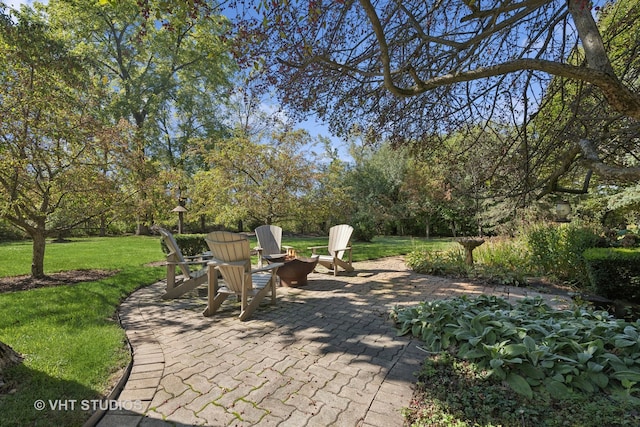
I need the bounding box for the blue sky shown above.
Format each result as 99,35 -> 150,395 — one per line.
5,0 -> 36,8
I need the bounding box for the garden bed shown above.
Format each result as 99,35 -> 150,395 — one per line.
0,270 -> 117,293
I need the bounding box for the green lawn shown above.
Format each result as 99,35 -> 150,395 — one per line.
0,236 -> 166,277
0,236 -> 167,426
0,234 -> 452,426
277,234 -> 451,261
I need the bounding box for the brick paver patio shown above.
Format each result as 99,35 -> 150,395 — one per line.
95,256 -> 570,427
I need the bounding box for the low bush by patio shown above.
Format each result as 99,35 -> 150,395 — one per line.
392,295 -> 640,426
406,222 -> 605,290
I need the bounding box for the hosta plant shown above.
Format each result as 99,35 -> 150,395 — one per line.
391,295 -> 640,402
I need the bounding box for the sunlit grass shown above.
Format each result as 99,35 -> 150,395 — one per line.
278,235 -> 454,261
0,236 -> 164,277
0,236 -> 166,426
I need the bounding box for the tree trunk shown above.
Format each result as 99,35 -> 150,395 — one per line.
100,214 -> 107,237
136,218 -> 150,236
31,228 -> 47,279
568,0 -> 640,120
0,340 -> 22,376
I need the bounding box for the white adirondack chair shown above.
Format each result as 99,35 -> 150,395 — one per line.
158,228 -> 210,299
254,225 -> 293,267
204,232 -> 283,321
308,224 -> 355,276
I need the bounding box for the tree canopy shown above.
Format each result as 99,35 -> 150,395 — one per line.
2,0 -> 639,250
230,0 -> 640,198
0,5 -> 122,276
45,0 -> 237,233
192,128 -> 318,228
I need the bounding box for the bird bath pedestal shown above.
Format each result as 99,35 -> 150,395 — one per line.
456,238 -> 485,266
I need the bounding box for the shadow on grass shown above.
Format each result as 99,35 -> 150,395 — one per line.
0,363 -> 102,427
0,266 -> 167,426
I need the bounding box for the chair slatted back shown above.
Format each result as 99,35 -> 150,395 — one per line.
327,224 -> 354,260
205,233 -> 252,294
206,231 -> 247,244
158,228 -> 191,277
255,225 -> 283,256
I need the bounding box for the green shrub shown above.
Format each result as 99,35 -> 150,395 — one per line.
584,248 -> 640,303
472,237 -> 532,285
351,213 -> 377,242
405,352 -> 639,427
0,220 -> 26,242
409,224 -> 602,287
159,233 -> 208,256
618,233 -> 639,248
474,237 -> 530,268
406,238 -> 532,286
525,222 -> 601,286
405,248 -> 468,276
391,295 -> 640,403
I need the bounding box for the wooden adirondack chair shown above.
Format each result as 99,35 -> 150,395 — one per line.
308,224 -> 355,276
204,232 -> 283,321
254,225 -> 293,267
158,228 -> 210,299
206,230 -> 247,244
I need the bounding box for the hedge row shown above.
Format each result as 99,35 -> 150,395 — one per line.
159,233 -> 209,257
584,248 -> 640,303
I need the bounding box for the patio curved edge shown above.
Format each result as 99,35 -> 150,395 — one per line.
82,310 -> 136,427
95,282 -> 167,427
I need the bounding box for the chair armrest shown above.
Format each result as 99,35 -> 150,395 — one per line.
207,259 -> 247,268
252,262 -> 284,274
333,247 -> 352,252
308,245 -> 328,256
282,245 -> 294,250
166,260 -> 209,266
184,253 -> 212,261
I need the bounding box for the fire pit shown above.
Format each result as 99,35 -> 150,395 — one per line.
264,254 -> 319,287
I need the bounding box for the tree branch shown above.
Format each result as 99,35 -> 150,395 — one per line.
579,139 -> 640,181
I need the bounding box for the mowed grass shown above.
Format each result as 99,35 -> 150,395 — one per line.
0,234 -> 453,426
0,236 -> 167,427
0,236 -> 167,277
277,234 -> 453,261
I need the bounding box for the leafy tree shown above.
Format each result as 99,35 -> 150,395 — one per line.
45,0 -> 236,233
524,1 -> 639,191
191,128 -> 319,229
0,5 -> 122,277
601,184 -> 640,231
401,157 -> 454,238
342,131 -> 496,238
521,1 -> 640,226
346,140 -> 409,237
230,0 -> 640,198
305,137 -> 355,233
